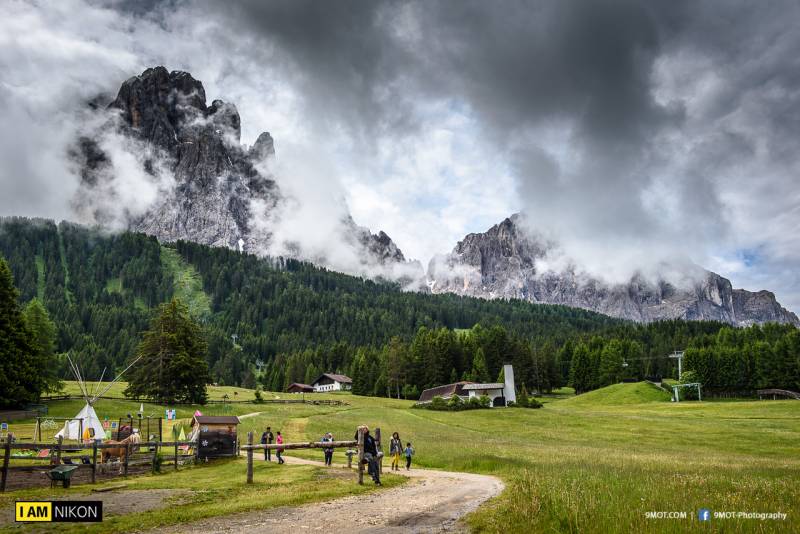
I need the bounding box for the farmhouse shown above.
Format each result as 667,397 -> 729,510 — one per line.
418,364 -> 517,407
286,383 -> 314,393
311,373 -> 353,392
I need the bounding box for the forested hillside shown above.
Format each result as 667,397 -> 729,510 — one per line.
2,217 -> 796,398
0,217 -> 617,389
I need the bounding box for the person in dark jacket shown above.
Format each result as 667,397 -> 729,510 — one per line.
354,427 -> 381,485
322,432 -> 334,466
260,427 -> 274,461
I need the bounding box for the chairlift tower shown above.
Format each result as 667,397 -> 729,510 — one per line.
669,351 -> 684,379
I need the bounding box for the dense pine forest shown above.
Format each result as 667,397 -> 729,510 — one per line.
1,216 -> 797,402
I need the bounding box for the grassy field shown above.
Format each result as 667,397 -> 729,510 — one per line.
159,246 -> 211,316
2,382 -> 798,532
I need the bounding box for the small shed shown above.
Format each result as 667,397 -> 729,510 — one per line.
191,415 -> 240,459
287,383 -> 314,393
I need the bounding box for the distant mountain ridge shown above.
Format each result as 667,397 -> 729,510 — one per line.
427,214 -> 799,326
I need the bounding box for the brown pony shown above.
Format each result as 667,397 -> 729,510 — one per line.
101,432 -> 141,464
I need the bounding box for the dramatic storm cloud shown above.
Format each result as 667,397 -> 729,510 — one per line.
1,0 -> 799,310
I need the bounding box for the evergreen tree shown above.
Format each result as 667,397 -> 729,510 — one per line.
569,343 -> 594,394
125,299 -> 210,403
0,257 -> 40,407
598,339 -> 624,386
23,298 -> 62,393
471,348 -> 490,383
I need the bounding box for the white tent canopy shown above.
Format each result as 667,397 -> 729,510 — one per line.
55,402 -> 106,440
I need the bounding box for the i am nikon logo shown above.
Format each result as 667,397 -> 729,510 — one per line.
15,501 -> 103,522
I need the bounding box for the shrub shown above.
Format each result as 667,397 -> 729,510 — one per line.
527,398 -> 543,409
254,387 -> 264,404
430,395 -> 449,410
468,396 -> 483,409
478,395 -> 491,408
448,394 -> 465,409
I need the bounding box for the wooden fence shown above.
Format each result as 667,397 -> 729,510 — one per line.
39,394 -> 348,406
240,426 -> 377,485
0,435 -> 197,492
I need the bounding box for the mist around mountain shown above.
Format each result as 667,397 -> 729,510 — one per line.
428,214 -> 799,327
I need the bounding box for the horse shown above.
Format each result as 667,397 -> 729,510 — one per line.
101,432 -> 142,464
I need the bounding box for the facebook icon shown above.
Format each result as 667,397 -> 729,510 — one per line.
698,509 -> 711,521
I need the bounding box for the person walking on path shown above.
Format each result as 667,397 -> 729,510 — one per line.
261,427 -> 274,461
389,432 -> 402,471
322,432 -> 334,466
276,431 -> 285,464
404,442 -> 414,470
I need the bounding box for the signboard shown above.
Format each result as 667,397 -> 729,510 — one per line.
165,409 -> 176,420
1,423 -> 8,431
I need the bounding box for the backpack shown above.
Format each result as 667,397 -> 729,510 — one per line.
260,432 -> 268,444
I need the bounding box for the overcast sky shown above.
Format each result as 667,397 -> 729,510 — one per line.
1,0 -> 799,312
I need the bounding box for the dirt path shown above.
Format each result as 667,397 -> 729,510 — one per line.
237,411 -> 264,419
157,456 -> 504,533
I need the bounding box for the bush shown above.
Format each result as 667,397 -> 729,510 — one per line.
254,387 -> 264,404
447,394 -> 465,409
478,395 -> 491,408
430,395 -> 449,410
527,398 -> 543,409
468,396 -> 483,409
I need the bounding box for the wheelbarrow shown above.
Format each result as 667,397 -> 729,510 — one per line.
46,464 -> 79,488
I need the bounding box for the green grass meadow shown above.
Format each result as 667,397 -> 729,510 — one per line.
1,381 -> 798,533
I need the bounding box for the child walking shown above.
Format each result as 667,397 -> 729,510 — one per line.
389,432 -> 402,471
276,431 -> 285,464
404,442 -> 414,470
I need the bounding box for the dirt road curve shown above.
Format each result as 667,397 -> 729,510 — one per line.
159,456 -> 504,533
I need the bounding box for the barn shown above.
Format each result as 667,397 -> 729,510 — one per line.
286,383 -> 314,393
418,364 -> 517,407
311,373 -> 353,392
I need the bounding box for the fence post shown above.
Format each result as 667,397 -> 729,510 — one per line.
152,441 -> 159,472
174,441 -> 179,471
246,432 -> 254,484
375,427 -> 382,475
91,440 -> 98,483
357,426 -> 365,485
123,442 -> 130,476
1,434 -> 11,492
56,436 -> 63,465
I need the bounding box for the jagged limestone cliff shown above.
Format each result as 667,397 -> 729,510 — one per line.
428,214 -> 799,326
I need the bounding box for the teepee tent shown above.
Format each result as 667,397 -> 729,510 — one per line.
55,353 -> 143,441
55,402 -> 105,440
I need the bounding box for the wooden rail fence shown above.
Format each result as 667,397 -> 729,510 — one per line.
0,435 -> 197,492
39,394 -> 348,406
240,426 -> 374,485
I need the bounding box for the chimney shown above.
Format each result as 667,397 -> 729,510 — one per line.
503,364 -> 516,404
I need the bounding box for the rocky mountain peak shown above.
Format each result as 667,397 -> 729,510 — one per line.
429,214 -> 799,326
74,66 -> 411,275
249,132 -> 275,162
